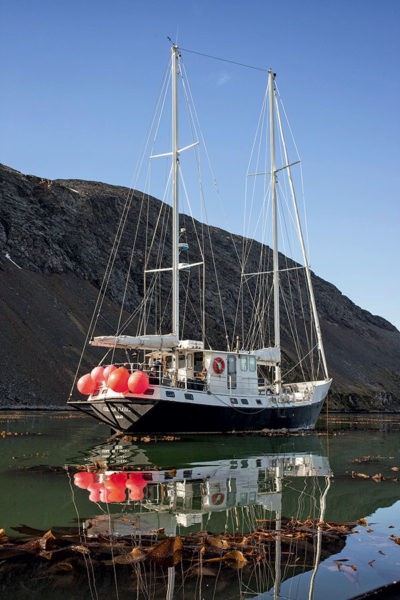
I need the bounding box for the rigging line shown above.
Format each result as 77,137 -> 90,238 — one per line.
104,504 -> 121,600
116,191 -> 148,337
243,265 -> 306,277
181,65 -> 228,214
243,80 -> 269,246
66,469 -> 99,600
68,187 -> 136,399
275,87 -> 310,257
181,61 -> 245,341
180,284 -> 208,342
119,275 -> 159,333
281,342 -> 319,379
96,62 -> 171,346
280,288 -> 307,380
180,46 -> 268,72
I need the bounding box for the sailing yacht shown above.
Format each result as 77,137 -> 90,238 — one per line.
67,45 -> 332,432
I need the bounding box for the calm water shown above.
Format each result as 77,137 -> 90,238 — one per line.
1,411 -> 400,599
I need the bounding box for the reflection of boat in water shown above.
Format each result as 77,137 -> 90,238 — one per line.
67,440 -> 339,599
73,450 -> 331,537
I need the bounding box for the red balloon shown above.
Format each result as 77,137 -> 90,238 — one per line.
74,471 -> 95,489
128,371 -> 149,394
103,365 -> 116,382
77,373 -> 96,395
108,367 -> 130,393
91,366 -> 105,384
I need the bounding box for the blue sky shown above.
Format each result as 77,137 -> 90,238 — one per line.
1,0 -> 399,330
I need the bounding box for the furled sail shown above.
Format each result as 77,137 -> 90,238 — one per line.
253,347 -> 281,364
90,334 -> 179,350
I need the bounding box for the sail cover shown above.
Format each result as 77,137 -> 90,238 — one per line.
253,347 -> 281,364
90,334 -> 179,350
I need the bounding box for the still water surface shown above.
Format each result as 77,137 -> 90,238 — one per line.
1,411 -> 400,599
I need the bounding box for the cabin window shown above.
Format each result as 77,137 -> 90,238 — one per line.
227,356 -> 237,390
241,398 -> 249,405
184,393 -> 194,400
227,356 -> 236,374
187,354 -> 193,368
144,389 -> 154,396
230,398 -> 238,404
256,399 -> 262,405
194,352 -> 203,371
178,354 -> 185,369
166,391 -> 175,398
249,357 -> 256,372
240,356 -> 248,372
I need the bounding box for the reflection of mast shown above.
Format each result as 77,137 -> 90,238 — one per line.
167,566 -> 175,600
273,458 -> 283,600
308,475 -> 332,599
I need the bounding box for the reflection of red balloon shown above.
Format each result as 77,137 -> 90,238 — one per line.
77,374 -> 96,395
108,472 -> 127,486
106,487 -> 126,503
99,486 -> 111,503
74,471 -> 95,489
108,367 -> 130,392
102,472 -> 127,503
127,472 -> 147,485
128,486 -> 145,501
88,481 -> 104,502
91,366 -> 105,384
128,371 -> 149,394
126,472 -> 147,501
88,482 -> 104,503
103,365 -> 116,382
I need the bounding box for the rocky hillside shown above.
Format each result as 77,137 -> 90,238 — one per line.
1,163 -> 399,411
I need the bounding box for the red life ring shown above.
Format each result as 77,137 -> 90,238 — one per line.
211,492 -> 225,505
213,357 -> 225,375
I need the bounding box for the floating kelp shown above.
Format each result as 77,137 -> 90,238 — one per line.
0,518 -> 357,600
117,434 -> 181,443
347,452 -> 400,485
0,517 -> 353,566
1,430 -> 43,438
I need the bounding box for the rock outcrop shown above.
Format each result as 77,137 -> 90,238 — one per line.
1,163 -> 399,411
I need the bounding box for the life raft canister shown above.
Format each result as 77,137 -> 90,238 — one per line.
211,492 -> 225,505
212,357 -> 225,375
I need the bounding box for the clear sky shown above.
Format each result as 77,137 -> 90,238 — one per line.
1,0 -> 399,330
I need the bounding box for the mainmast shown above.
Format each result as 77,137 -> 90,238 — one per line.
171,45 -> 180,338
269,70 -> 281,393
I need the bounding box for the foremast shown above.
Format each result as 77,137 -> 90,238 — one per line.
171,44 -> 180,339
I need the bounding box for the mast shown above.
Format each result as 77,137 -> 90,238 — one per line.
269,70 -> 281,393
275,96 -> 330,380
171,45 -> 180,338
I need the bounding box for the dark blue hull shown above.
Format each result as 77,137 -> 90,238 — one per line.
72,396 -> 325,433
